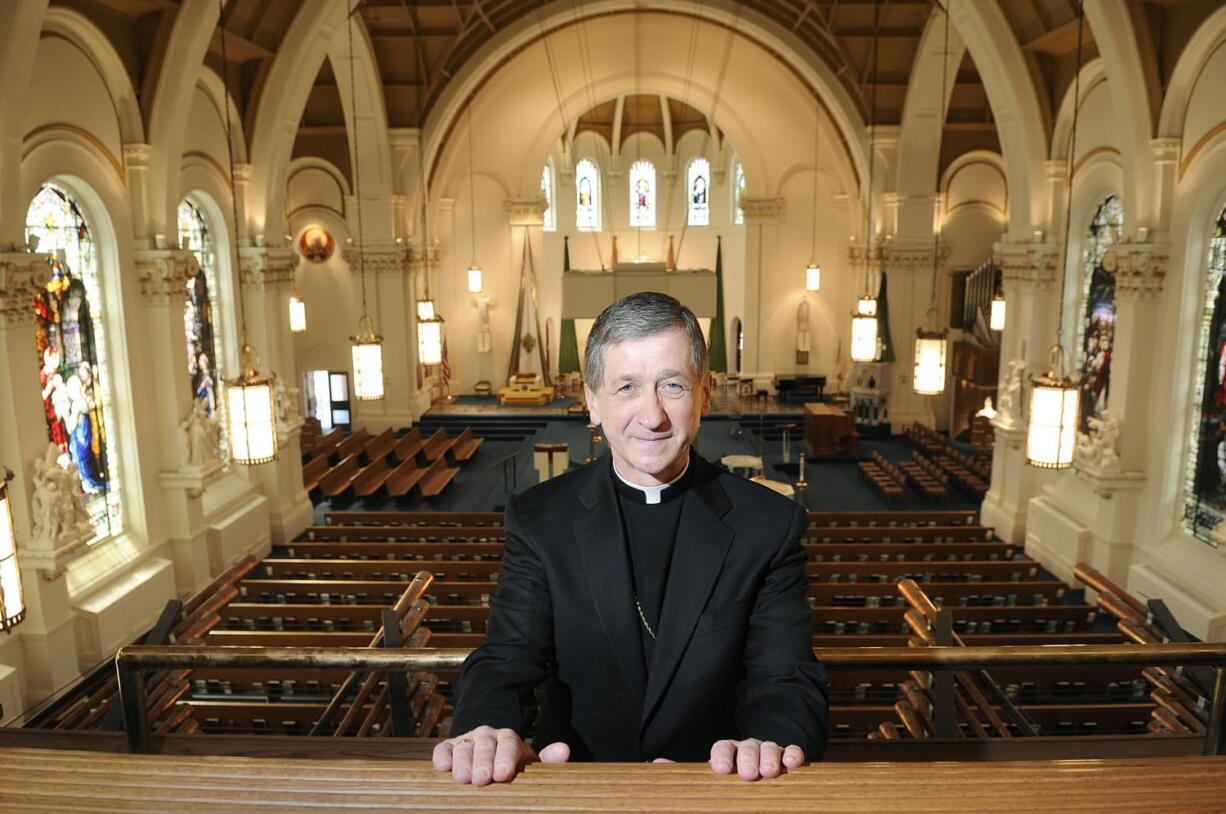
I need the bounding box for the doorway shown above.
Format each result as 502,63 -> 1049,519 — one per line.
305,370 -> 351,431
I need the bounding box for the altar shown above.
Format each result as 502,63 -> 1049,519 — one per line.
804,403 -> 859,458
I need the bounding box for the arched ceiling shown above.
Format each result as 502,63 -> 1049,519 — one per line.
47,0 -> 1211,164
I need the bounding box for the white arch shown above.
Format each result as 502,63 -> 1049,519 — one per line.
0,0 -> 49,247
144,0 -> 225,237
247,1 -> 392,245
895,7 -> 966,201
1084,0 -> 1157,230
422,1 -> 871,206
1158,4 -> 1226,139
1051,59 -> 1109,163
41,7 -> 145,146
948,0 -> 1048,240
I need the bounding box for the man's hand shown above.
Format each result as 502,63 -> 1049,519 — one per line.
709,739 -> 805,781
432,725 -> 570,786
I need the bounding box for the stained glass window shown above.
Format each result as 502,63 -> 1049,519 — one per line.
541,164 -> 556,232
1076,195 -> 1124,430
1183,207 -> 1226,545
26,184 -> 121,543
629,159 -> 655,229
576,158 -> 601,232
178,198 -> 226,457
687,158 -> 710,227
733,161 -> 746,225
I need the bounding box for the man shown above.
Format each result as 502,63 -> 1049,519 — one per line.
434,292 -> 827,785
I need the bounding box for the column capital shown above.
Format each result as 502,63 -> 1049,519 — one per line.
239,246 -> 296,291
0,253 -> 50,329
1151,138 -> 1181,165
996,241 -> 1060,291
133,248 -> 197,305
879,239 -> 946,276
1106,241 -> 1168,302
740,196 -> 784,224
342,246 -> 409,275
407,241 -> 442,274
122,142 -> 154,170
503,196 -> 548,227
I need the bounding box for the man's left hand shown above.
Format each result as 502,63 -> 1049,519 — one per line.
708,739 -> 805,781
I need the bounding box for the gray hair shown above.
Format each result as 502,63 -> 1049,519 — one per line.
583,292 -> 708,390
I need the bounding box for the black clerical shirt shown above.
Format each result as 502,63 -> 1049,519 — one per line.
612,456 -> 692,668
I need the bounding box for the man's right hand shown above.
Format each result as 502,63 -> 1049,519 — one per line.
432,725 -> 571,786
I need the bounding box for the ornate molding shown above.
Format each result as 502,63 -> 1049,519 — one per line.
239,247 -> 296,291
0,253 -> 50,330
1106,242 -> 1168,301
740,196 -> 784,223
133,249 -> 195,305
997,242 -> 1059,291
407,242 -> 442,274
121,142 -> 153,170
879,240 -> 947,276
503,196 -> 548,227
342,247 -> 409,275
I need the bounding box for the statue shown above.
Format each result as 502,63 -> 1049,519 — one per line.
275,378 -> 302,428
796,297 -> 811,365
976,397 -> 997,419
30,443 -> 92,545
1076,408 -> 1122,472
997,359 -> 1026,426
180,401 -> 220,468
470,296 -> 496,354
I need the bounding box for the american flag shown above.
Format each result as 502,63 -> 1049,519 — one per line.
441,336 -> 451,385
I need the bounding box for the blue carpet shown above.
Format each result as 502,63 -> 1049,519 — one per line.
315,417 -> 983,518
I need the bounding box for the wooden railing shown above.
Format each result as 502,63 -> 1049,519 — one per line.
115,642 -> 1226,756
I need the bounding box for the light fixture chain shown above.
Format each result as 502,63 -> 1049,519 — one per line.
864,0 -> 880,297
931,0 -> 952,310
216,0 -> 249,351
811,85 -> 820,262
1056,1 -> 1087,366
467,103 -> 478,266
345,0 -> 369,320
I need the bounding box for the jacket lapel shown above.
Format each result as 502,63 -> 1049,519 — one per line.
641,458 -> 735,730
573,462 -> 648,701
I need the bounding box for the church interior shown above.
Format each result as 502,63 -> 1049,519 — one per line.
2,0 -> 1226,807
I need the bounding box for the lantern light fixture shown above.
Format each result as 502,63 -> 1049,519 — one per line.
850,295 -> 880,363
850,0 -> 881,364
0,472 -> 27,634
1026,1 -> 1087,470
990,291 -> 1006,331
418,314 -> 444,366
288,293 -> 307,332
467,265 -> 483,294
805,263 -> 821,292
351,315 -> 385,401
217,0 -> 278,465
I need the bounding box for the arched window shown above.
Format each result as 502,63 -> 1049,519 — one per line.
575,158 -> 601,231
26,184 -> 122,542
733,161 -> 746,225
178,199 -> 222,419
1183,206 -> 1226,544
629,159 -> 655,229
1076,194 -> 1124,429
687,157 -> 710,227
541,164 -> 556,232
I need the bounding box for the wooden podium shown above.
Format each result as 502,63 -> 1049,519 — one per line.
804,403 -> 859,458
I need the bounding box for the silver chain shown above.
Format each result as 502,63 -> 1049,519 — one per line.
634,595 -> 656,640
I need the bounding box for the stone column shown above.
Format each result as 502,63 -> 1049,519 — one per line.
740,196 -> 784,375
879,239 -> 945,431
344,245 -> 420,431
979,242 -> 1059,546
0,253 -> 83,707
132,249 -> 213,594
238,247 -> 311,544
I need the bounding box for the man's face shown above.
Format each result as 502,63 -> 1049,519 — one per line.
585,327 -> 711,486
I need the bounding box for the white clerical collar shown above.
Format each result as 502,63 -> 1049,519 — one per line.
612,457 -> 691,505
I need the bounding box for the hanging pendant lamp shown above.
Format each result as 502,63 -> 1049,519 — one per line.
342,0 -> 384,402
990,291 -> 1006,331
850,295 -> 879,362
805,263 -> 821,292
288,292 -> 307,332
217,0 -> 277,464
0,473 -> 27,633
850,0 -> 881,363
1026,1 -> 1087,470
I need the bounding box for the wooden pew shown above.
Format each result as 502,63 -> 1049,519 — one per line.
335,429 -> 370,462
805,525 -> 994,542
421,429 -> 456,463
362,428 -> 397,464
351,457 -> 395,499
418,456 -> 459,498
386,458 -> 429,498
805,559 -> 1046,581
392,428 -> 425,463
318,455 -> 361,498
323,511 -> 503,527
308,427 -> 344,461
302,454 -> 330,493
279,541 -> 504,560
450,428 -> 483,462
257,558 -> 500,582
807,510 -> 977,527
302,525 -> 505,542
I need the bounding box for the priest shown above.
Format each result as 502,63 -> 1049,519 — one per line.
434,292 -> 827,784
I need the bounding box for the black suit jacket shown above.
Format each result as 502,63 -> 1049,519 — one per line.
452,453 -> 828,762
